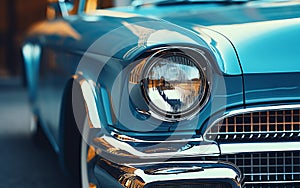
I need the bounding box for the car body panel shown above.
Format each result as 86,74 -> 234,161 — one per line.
113,1 -> 300,105
26,10 -> 245,139
24,0 -> 300,152
209,19 -> 300,104
210,18 -> 300,74
115,1 -> 300,26
22,0 -> 300,187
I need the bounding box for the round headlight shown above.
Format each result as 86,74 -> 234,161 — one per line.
140,48 -> 209,120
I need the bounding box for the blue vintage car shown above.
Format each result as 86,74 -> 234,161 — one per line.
22,0 -> 300,187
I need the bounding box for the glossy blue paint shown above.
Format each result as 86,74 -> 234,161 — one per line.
23,0 -> 300,139
111,1 -> 300,106
210,18 -> 300,104
193,27 -> 242,76
22,43 -> 41,103
21,1 -> 300,186
114,1 -> 300,26
210,18 -> 300,74
113,1 -> 300,75
100,86 -> 114,125
244,72 -> 300,105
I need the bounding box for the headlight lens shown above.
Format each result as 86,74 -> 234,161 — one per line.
130,48 -> 210,121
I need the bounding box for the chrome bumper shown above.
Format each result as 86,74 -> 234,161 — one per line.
87,104 -> 300,187
93,158 -> 242,188
86,130 -> 242,187
88,130 -> 220,163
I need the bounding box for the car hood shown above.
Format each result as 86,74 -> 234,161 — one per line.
114,2 -> 300,104
148,1 -> 300,74
209,18 -> 300,74
116,1 -> 300,74
209,18 -> 300,104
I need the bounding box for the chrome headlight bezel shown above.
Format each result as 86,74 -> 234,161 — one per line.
129,46 -> 212,122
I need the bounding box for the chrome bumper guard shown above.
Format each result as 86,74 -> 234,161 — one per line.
88,130 -> 220,163
94,158 -> 242,188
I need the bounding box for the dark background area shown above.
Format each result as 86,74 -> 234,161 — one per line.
0,0 -> 114,187
0,0 -> 47,77
0,1 -> 71,187
0,85 -> 73,187
0,0 -> 114,78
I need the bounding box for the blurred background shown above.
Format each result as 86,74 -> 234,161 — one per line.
0,0 -> 131,78
0,0 -> 130,187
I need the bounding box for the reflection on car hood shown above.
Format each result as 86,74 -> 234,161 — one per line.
209,17 -> 300,105
156,1 -> 300,74
209,18 -> 300,74
115,1 -> 300,73
117,1 -> 300,104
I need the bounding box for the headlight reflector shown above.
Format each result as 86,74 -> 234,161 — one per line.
137,48 -> 210,120
129,47 -> 211,121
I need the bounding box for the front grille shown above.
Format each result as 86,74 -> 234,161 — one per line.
204,107 -> 300,187
207,151 -> 300,187
205,109 -> 300,142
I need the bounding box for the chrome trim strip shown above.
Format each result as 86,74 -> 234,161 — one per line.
87,129 -> 219,163
74,74 -> 102,129
222,104 -> 300,117
204,104 -> 300,138
93,134 -> 220,163
80,79 -> 101,128
111,131 -> 204,143
208,131 -> 300,135
244,172 -> 300,176
220,142 -> 300,155
244,180 -> 300,184
134,167 -> 239,184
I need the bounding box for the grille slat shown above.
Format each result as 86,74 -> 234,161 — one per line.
205,107 -> 300,187
207,151 -> 300,187
206,109 -> 300,142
